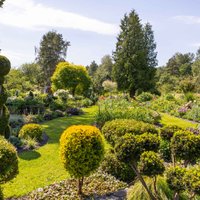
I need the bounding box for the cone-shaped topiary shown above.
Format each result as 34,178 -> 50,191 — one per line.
60,125 -> 105,195
0,55 -> 11,138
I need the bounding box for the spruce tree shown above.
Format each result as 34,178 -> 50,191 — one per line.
113,10 -> 157,97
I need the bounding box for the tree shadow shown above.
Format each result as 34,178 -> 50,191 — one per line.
19,150 -> 41,160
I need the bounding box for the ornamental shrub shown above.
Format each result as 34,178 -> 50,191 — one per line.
102,119 -> 158,146
171,130 -> 200,164
0,136 -> 18,183
183,166 -> 200,197
59,125 -> 104,195
19,123 -> 43,141
0,186 -> 3,200
160,125 -> 183,141
138,151 -> 165,177
136,92 -> 153,102
166,166 -> 186,193
0,55 -> 11,76
100,152 -> 135,183
0,105 -> 10,136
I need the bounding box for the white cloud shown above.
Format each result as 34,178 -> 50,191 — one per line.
173,15 -> 200,24
0,0 -> 119,35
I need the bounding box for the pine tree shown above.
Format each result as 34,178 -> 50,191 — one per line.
36,30 -> 70,86
113,10 -> 157,97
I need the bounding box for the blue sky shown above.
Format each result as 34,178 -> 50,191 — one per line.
1,0 -> 200,68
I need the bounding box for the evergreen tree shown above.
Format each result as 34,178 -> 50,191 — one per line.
87,61 -> 98,77
0,0 -> 5,8
36,30 -> 70,86
113,10 -> 157,97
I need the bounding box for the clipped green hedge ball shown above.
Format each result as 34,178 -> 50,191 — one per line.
0,55 -> 11,76
19,123 -> 43,141
0,86 -> 8,107
60,125 -> 105,178
0,76 -> 4,85
0,136 -> 18,183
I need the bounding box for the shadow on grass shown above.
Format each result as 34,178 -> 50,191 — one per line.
19,150 -> 41,160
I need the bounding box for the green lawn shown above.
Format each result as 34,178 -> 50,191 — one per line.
3,106 -> 98,198
160,113 -> 199,129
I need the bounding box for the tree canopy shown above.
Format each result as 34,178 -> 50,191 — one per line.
51,62 -> 91,96
113,10 -> 157,97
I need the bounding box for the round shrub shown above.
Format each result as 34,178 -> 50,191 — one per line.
0,86 -> 8,107
0,105 -> 10,135
166,166 -> 186,193
138,151 -> 165,177
137,92 -> 153,102
102,119 -> 158,146
60,125 -> 105,178
0,136 -> 18,183
136,133 -> 160,153
19,123 -> 43,141
171,130 -> 200,163
100,152 -> 135,183
0,55 -> 11,76
160,125 -> 183,141
183,166 -> 200,196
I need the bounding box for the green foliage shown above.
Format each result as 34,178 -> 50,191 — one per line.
87,60 -> 98,77
0,55 -> 11,76
0,77 -> 4,85
159,140 -> 171,162
102,119 -> 158,146
137,92 -> 154,102
160,125 -> 183,141
171,130 -> 200,163
0,105 -> 10,136
0,86 -> 8,107
60,125 -> 105,178
0,136 -> 18,183
138,151 -> 165,177
19,123 -> 43,142
113,10 -> 157,97
36,30 -> 70,85
0,186 -> 3,200
115,133 -> 160,163
51,62 -> 91,96
166,166 -> 186,193
100,152 -> 135,183
96,98 -> 161,127
184,166 -> 200,196
127,176 -> 173,200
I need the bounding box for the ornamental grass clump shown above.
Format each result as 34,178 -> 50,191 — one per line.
60,125 -> 105,195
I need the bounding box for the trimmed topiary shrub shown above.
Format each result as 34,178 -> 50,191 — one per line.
136,92 -> 153,102
100,152 -> 135,183
19,123 -> 43,141
0,55 -> 11,76
102,119 -> 158,146
59,125 -> 105,195
171,130 -> 200,164
0,55 -> 11,139
160,125 -> 183,141
0,136 -> 18,183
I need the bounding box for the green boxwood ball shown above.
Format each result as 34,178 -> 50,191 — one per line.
19,123 -> 43,141
0,136 -> 18,183
60,125 -> 105,178
0,55 -> 11,76
0,105 -> 10,135
0,86 -> 8,107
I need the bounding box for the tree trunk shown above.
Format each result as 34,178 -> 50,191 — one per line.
129,88 -> 136,98
130,163 -> 156,200
153,176 -> 159,199
77,177 -> 84,196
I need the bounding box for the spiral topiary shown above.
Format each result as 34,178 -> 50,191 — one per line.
60,125 -> 105,195
0,55 -> 11,139
19,123 -> 43,141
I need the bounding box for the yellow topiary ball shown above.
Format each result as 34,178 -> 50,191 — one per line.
60,125 -> 105,178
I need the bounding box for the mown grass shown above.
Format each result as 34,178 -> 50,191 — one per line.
3,106 -> 100,198
160,113 -> 199,129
